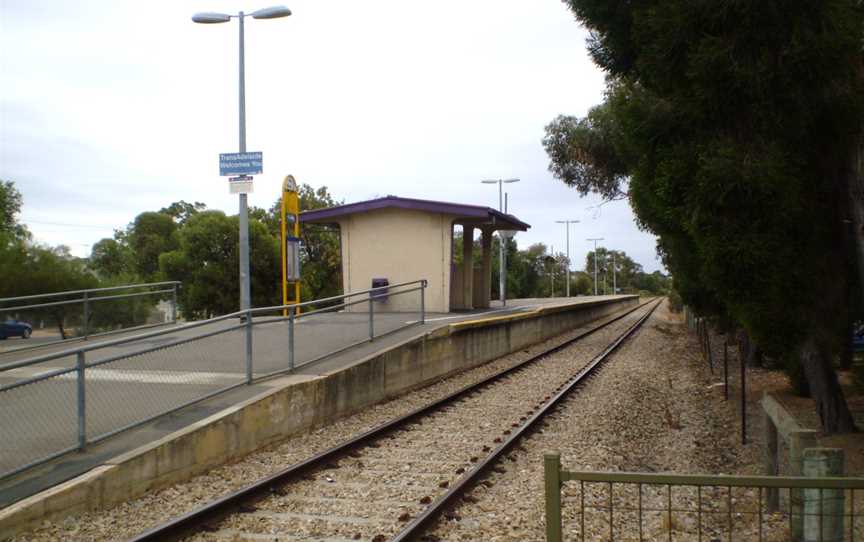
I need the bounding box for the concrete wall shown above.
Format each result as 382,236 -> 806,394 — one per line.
339,208 -> 456,313
0,296 -> 639,539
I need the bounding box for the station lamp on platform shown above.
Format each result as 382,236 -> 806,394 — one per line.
481,178 -> 520,306
555,220 -> 580,297
586,237 -> 604,296
192,5 -> 292,313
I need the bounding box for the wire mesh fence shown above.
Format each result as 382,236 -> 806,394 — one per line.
546,455 -> 864,542
0,279 -> 427,481
0,282 -> 180,354
84,326 -> 248,442
0,369 -> 79,477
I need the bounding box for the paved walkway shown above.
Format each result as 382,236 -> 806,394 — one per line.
0,296 -> 618,508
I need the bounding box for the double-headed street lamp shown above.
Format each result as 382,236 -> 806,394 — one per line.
192,6 -> 292,312
555,220 -> 580,297
586,237 -> 604,296
481,178 -> 520,306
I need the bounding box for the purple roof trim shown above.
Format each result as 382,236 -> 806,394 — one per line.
301,195 -> 530,230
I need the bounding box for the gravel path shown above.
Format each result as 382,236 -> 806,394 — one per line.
425,300 -> 776,541
11,303 -> 647,541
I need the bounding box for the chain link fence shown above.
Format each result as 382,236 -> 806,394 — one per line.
0,282 -> 180,358
0,279 -> 427,480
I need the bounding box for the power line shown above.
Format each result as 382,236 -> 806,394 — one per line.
21,219 -> 116,230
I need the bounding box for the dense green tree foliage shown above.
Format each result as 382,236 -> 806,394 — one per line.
159,200 -> 206,225
545,0 -> 864,432
90,238 -> 133,278
127,212 -> 178,280
457,231 -> 667,299
159,211 -> 280,318
0,180 -> 26,240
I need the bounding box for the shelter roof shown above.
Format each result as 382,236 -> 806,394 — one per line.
301,195 -> 530,231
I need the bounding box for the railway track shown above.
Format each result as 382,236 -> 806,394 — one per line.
131,298 -> 662,542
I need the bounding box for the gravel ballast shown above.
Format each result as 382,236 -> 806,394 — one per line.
426,301 -> 772,541
10,303 -> 647,541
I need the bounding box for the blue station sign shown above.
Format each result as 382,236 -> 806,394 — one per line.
219,152 -> 263,176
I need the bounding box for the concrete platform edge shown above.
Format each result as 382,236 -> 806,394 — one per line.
0,295 -> 638,539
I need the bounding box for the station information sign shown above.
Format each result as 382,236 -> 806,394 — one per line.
219,152 -> 263,176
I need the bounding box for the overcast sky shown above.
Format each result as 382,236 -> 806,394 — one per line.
0,0 -> 664,273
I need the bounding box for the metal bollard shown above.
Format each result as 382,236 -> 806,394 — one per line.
76,351 -> 86,449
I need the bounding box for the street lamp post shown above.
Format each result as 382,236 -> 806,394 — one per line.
587,237 -> 604,296
481,178 -> 519,306
555,220 -> 580,297
192,6 -> 292,312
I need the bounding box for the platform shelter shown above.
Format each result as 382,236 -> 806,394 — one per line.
301,196 -> 530,313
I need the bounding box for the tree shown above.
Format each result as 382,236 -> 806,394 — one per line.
127,212 -> 178,280
159,201 -> 207,225
159,210 -> 280,318
6,244 -> 99,338
0,180 -> 24,238
90,238 -> 133,278
545,0 -> 864,432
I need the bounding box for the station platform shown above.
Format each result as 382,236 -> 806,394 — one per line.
0,295 -> 638,538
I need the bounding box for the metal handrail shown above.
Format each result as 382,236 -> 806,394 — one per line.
0,278 -> 428,482
0,281 -> 181,304
0,279 -> 428,371
250,284 -> 426,320
563,469 -> 864,490
2,289 -> 176,313
247,279 -> 427,316
0,311 -> 241,371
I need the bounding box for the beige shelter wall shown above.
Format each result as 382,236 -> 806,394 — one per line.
339,208 -> 455,313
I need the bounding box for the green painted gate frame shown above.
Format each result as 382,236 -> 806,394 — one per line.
544,451 -> 864,542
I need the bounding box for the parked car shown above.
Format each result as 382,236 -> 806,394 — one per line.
0,319 -> 32,339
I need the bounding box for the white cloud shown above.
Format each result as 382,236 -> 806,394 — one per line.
0,0 -> 664,272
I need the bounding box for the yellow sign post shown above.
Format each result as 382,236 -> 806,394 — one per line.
281,175 -> 301,315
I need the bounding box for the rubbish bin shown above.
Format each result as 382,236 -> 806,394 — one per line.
371,278 -> 389,302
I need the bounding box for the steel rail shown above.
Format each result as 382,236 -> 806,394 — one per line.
391,298 -> 661,541
128,298 -> 658,542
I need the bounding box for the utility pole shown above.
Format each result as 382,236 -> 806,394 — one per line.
555,220 -> 580,297
586,238 -> 604,296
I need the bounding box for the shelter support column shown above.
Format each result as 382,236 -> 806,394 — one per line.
462,225 -> 474,310
479,228 -> 492,308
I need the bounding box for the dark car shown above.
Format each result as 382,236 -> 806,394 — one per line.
0,319 -> 32,339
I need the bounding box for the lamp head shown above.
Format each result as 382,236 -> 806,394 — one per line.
252,6 -> 292,19
192,12 -> 231,23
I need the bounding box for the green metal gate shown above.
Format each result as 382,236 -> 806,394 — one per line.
545,452 -> 864,541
